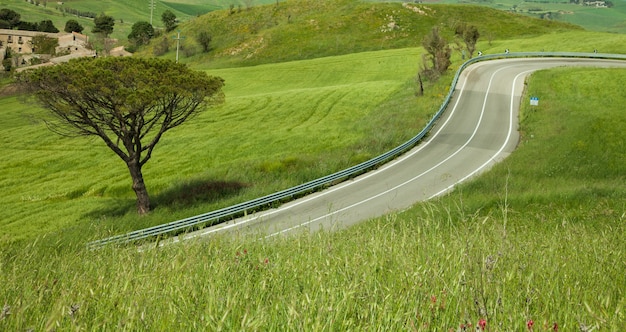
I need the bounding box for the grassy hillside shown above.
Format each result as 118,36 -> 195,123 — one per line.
0,47 -> 438,244
0,0 -> 241,41
1,66 -> 624,330
144,0 -> 581,67
0,0 -> 283,41
366,0 -> 626,34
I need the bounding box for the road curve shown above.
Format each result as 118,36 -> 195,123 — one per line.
176,57 -> 626,243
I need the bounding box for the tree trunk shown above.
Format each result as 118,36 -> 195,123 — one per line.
418,73 -> 424,96
127,160 -> 151,215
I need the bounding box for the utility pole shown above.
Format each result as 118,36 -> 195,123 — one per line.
173,30 -> 185,63
149,0 -> 155,25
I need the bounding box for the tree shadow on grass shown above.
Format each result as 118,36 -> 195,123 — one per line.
84,179 -> 249,220
84,198 -> 137,220
152,179 -> 248,209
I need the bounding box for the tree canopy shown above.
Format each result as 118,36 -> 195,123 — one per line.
161,10 -> 177,32
31,34 -> 58,55
92,13 -> 115,36
197,31 -> 213,53
64,19 -> 84,33
128,21 -> 155,46
37,19 -> 59,33
17,57 -> 225,215
0,8 -> 20,29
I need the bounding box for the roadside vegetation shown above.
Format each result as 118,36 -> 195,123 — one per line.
1,0 -> 625,329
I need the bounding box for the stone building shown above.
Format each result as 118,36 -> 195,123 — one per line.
1,29 -> 94,70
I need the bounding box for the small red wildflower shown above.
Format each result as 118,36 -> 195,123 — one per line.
478,318 -> 487,330
527,320 -> 534,330
264,258 -> 269,264
552,322 -> 558,331
430,295 -> 437,303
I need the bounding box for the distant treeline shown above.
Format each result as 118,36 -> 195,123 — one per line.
20,0 -> 97,19
0,8 -> 59,32
56,6 -> 97,19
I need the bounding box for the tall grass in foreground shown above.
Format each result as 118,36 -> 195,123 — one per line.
1,68 -> 624,330
1,209 -> 623,330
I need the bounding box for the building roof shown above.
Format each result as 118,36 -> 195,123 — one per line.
0,28 -> 62,39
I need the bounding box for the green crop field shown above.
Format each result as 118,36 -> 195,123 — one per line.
1,0 -> 626,329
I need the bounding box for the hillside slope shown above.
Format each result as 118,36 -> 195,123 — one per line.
141,0 -> 581,67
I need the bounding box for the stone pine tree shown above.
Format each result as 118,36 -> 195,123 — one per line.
0,8 -> 21,29
37,20 -> 59,33
17,57 -> 225,215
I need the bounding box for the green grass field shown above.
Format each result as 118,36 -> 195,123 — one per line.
0,46 -> 434,244
1,66 -> 624,330
1,1 -> 626,329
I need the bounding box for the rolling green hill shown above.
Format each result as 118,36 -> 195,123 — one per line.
0,0 -> 626,52
365,0 -> 626,34
2,1 -> 626,329
141,0 -> 581,67
0,0 -> 248,40
0,0 -> 282,38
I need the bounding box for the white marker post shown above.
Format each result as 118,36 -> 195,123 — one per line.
530,96 -> 539,106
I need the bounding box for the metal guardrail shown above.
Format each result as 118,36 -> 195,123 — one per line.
87,52 -> 626,248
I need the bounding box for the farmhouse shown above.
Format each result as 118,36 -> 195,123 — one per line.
0,29 -> 50,54
0,29 -> 94,70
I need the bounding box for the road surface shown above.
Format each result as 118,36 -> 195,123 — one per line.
174,57 -> 626,243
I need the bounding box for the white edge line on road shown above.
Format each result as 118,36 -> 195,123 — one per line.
156,58 -> 626,247
183,63 -> 534,242
178,64 -> 479,242
178,66 -> 475,242
263,65 -> 515,237
427,69 -> 535,199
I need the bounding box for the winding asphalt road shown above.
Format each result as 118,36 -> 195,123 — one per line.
174,57 -> 626,243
